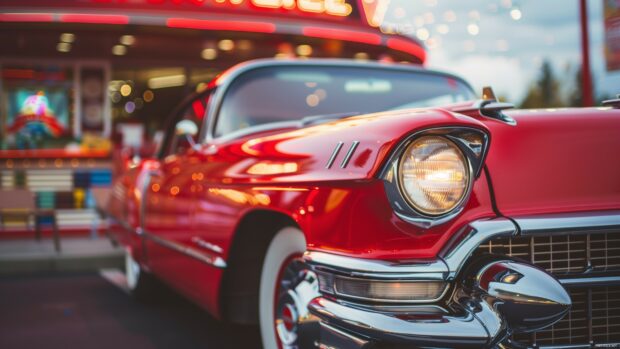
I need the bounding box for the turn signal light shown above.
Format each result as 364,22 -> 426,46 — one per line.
316,271 -> 447,303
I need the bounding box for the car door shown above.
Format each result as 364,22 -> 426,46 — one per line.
141,91 -> 212,293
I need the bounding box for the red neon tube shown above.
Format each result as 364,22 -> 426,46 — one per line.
59,13 -> 130,25
166,18 -> 276,33
0,13 -> 54,23
302,26 -> 381,45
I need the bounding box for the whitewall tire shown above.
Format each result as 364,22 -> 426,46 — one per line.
259,227 -> 319,349
124,248 -> 155,299
125,248 -> 141,292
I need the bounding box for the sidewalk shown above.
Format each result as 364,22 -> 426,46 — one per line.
0,237 -> 124,274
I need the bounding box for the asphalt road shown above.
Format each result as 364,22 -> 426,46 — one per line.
0,272 -> 262,349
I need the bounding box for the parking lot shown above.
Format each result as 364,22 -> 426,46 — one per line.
0,272 -> 261,349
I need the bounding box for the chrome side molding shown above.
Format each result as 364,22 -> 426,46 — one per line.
145,232 -> 227,269
513,210 -> 620,236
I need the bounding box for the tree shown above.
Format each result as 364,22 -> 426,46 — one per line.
567,65 -> 583,107
520,60 -> 565,108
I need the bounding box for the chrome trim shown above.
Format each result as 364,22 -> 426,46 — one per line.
191,236 -> 224,254
513,210 -> 620,236
318,322 -> 370,349
602,93 -> 620,109
306,218 -> 517,282
380,127 -> 490,229
309,257 -> 573,348
509,343 -> 620,349
274,258 -> 321,348
340,141 -> 359,169
441,218 -> 518,279
559,275 -> 620,287
144,232 -> 227,268
305,251 -> 448,281
325,141 -> 344,169
451,90 -> 517,126
472,259 -> 571,333
309,297 -> 492,348
306,213 -> 620,347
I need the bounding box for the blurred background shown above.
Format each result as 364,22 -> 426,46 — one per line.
0,1 -> 618,347
1,1 -> 617,230
0,0 -> 617,286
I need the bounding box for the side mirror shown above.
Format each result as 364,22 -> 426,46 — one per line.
175,120 -> 198,148
176,120 -> 198,137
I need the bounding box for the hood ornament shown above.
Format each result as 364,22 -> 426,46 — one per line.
454,86 -> 517,125
602,94 -> 620,109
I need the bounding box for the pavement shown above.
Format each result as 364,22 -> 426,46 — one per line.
0,236 -> 262,348
0,237 -> 124,274
0,271 -> 262,349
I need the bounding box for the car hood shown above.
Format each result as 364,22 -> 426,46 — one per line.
479,107 -> 620,217
210,107 -> 488,184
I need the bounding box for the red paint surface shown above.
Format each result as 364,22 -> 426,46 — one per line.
482,108 -> 620,216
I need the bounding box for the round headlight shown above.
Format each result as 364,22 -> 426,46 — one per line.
398,136 -> 470,216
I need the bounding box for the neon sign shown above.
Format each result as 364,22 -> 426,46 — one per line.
92,0 -> 354,18
251,0 -> 352,16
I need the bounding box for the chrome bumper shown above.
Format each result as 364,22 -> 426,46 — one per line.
310,297 -> 496,348
305,218 -> 573,348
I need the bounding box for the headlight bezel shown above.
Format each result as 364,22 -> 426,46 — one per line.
380,127 -> 489,228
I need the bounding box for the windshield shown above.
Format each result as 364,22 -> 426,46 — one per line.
215,65 -> 474,138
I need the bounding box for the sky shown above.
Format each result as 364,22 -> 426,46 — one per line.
377,0 -> 620,103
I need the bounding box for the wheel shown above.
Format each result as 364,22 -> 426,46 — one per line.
259,227 -> 320,349
125,247 -> 155,299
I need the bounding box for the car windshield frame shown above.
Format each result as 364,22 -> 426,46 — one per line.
203,60 -> 475,144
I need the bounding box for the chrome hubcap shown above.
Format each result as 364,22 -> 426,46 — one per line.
275,258 -> 320,348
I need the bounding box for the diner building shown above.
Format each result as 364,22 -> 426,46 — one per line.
0,0 -> 425,234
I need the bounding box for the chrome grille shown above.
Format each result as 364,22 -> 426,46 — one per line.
512,287 -> 620,345
477,233 -> 620,276
476,232 -> 620,346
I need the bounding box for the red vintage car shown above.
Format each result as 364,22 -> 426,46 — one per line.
108,59 -> 620,349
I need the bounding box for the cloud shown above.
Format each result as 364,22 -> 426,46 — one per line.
382,0 -> 620,101
428,52 -> 532,102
